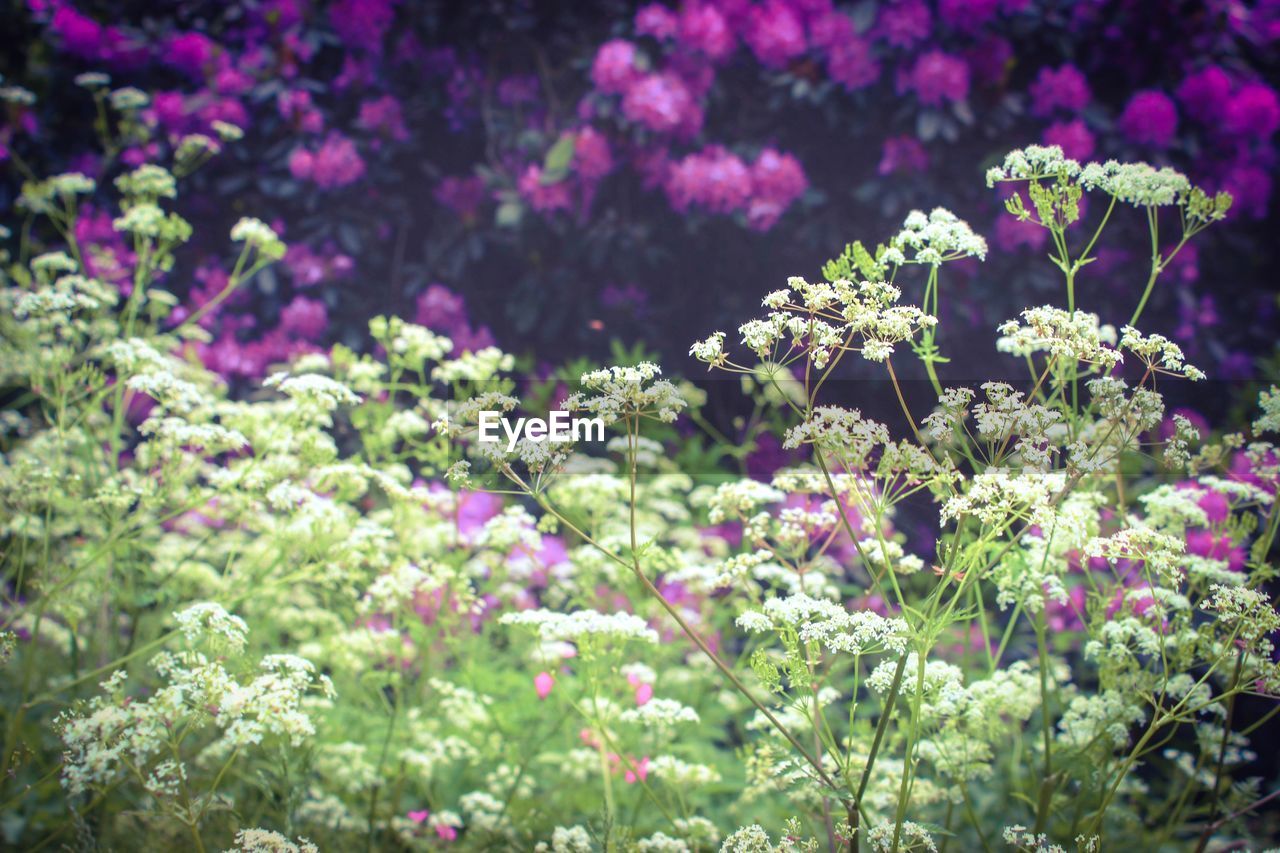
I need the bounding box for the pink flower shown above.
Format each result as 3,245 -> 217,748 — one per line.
574,127 -> 613,180
938,0 -> 999,32
534,671 -> 555,700
162,32 -> 216,78
993,211 -> 1048,253
743,0 -> 807,69
622,73 -> 701,136
279,296 -> 328,341
635,4 -> 678,39
633,681 -> 653,706
878,136 -> 929,175
1223,80 -> 1280,140
591,39 -> 641,95
663,146 -> 751,214
624,756 -> 650,784
1117,90 -> 1178,148
1043,118 -> 1095,160
1177,65 -> 1233,124
899,50 -> 969,106
311,134 -> 367,188
408,809 -> 429,825
875,0 -> 931,48
518,164 -> 574,214
677,4 -> 735,62
435,825 -> 458,841
1028,64 -> 1090,117
329,0 -> 398,51
435,175 -> 487,220
825,35 -> 879,92
357,95 -> 410,142
287,147 -> 314,181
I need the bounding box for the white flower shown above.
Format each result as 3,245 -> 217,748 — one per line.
174,603 -> 249,652
500,609 -> 659,645
230,217 -> 286,260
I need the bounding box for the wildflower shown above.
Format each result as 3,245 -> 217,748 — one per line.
534,671 -> 555,700
591,39 -> 641,95
500,609 -> 659,645
174,602 -> 249,652
225,829 -> 319,853
230,217 -> 286,259
743,0 -> 807,69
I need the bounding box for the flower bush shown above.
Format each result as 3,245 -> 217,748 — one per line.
3,56 -> 1280,850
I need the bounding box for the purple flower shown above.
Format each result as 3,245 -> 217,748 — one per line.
826,36 -> 879,91
1028,64 -> 1090,117
808,9 -> 854,50
938,0 -> 999,33
964,36 -> 1012,86
279,296 -> 328,341
635,3 -> 678,39
413,285 -> 494,355
1217,161 -> 1271,218
517,164 -> 573,214
357,95 -> 410,142
497,75 -> 540,106
574,127 -> 613,180
435,175 -> 487,220
329,0 -> 397,52
591,39 -> 642,95
1176,65 -> 1232,124
289,134 -> 366,189
278,90 -> 324,134
664,145 -> 752,214
875,0 -> 931,48
1117,90 -> 1178,148
899,50 -> 969,106
743,0 -> 807,69
1043,118 -> 1095,160
747,147 -> 807,230
677,3 -> 735,62
621,73 -> 702,136
162,32 -> 216,78
1223,81 -> 1280,140
878,136 -> 929,175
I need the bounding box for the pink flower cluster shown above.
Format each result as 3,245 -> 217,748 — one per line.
413,284 -> 495,355
288,133 -> 366,188
663,145 -> 807,230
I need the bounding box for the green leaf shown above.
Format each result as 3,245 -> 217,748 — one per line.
541,134 -> 576,184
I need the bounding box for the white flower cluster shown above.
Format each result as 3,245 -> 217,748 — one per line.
867,820 -> 937,852
941,468 -> 1065,529
499,608 -> 659,645
782,407 -> 888,464
224,828 -> 319,853
265,372 -> 362,413
230,216 -> 286,260
620,698 -> 701,728
1119,327 -> 1204,380
174,602 -> 249,652
737,594 -> 908,654
891,207 -> 988,265
1078,161 -> 1191,207
1085,527 -> 1186,584
565,362 -> 686,424
985,144 -> 1080,185
996,307 -> 1120,370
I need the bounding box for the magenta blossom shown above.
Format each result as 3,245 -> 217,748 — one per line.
622,73 -> 702,136
879,136 -> 929,175
1223,80 -> 1280,141
875,0 -> 932,48
279,296 -> 328,341
1043,118 -> 1095,160
1029,64 -> 1090,117
899,50 -> 970,106
677,3 -> 735,62
591,39 -> 642,95
635,4 -> 678,40
1177,65 -> 1233,124
1117,90 -> 1178,148
743,0 -> 807,69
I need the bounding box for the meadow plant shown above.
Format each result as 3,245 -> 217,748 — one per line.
2,99 -> 1278,853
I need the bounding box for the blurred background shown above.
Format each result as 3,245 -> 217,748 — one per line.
1,0 -> 1278,390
